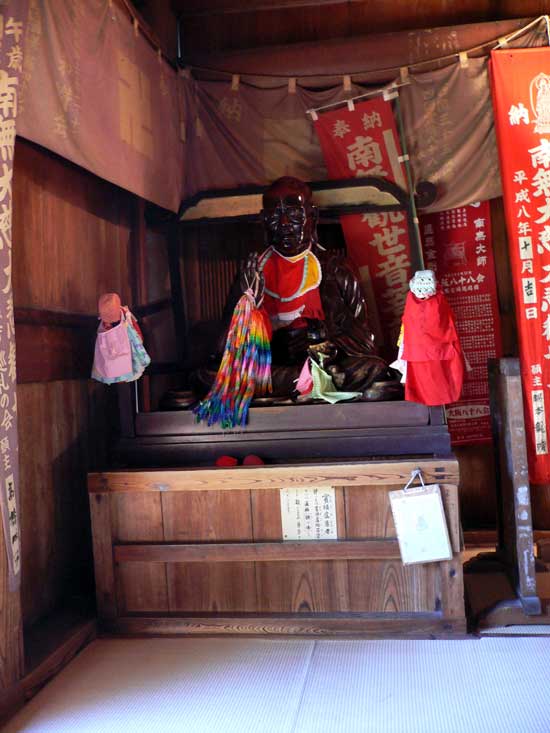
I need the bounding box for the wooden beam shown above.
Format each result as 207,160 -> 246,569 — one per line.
89,459 -> 459,494
103,613 -> 468,637
114,539 -> 401,563
133,298 -> 173,319
183,17 -> 529,80
176,0 -> 409,17
0,617 -> 96,726
14,308 -> 97,328
167,223 -> 188,363
24,619 -> 96,700
132,197 -> 151,412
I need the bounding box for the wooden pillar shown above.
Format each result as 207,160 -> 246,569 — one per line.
132,197 -> 151,412
167,221 -> 187,364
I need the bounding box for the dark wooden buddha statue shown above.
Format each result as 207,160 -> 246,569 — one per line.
195,176 -> 403,402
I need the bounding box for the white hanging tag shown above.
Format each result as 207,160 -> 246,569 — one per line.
347,99 -> 355,112
459,51 -> 469,68
342,74 -> 352,91
389,470 -> 452,565
288,77 -> 297,94
383,86 -> 398,101
231,74 -> 240,91
310,109 -> 319,121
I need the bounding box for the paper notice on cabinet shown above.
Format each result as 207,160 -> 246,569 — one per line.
389,484 -> 452,565
280,487 -> 338,541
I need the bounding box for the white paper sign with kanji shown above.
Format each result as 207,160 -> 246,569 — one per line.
389,484 -> 452,565
279,487 -> 338,541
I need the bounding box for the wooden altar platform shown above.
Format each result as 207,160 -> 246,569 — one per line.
116,388 -> 451,466
88,456 -> 465,638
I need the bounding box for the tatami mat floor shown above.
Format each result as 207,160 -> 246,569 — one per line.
5,636 -> 550,733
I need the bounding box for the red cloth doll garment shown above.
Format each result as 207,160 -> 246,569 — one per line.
401,288 -> 464,406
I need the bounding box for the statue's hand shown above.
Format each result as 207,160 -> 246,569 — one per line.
239,252 -> 265,304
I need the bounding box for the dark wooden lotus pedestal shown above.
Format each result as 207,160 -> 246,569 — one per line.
88,455 -> 465,638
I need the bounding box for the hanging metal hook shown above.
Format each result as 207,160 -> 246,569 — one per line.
403,468 -> 426,492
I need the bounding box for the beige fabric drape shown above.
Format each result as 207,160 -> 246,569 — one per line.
182,19 -> 547,212
18,0 -> 185,212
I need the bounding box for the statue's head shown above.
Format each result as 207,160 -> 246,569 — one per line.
261,176 -> 318,256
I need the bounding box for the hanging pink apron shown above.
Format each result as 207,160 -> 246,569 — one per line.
92,316 -> 132,382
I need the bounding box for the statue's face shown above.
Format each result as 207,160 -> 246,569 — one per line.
262,181 -> 316,257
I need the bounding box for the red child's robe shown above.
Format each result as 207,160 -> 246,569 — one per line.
401,289 -> 464,406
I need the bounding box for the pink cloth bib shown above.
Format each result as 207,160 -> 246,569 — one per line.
92,318 -> 132,380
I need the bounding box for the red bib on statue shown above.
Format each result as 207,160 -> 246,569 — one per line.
259,247 -> 325,326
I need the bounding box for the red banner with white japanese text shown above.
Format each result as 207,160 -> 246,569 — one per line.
420,202 -> 502,445
313,97 -> 413,351
492,48 -> 550,483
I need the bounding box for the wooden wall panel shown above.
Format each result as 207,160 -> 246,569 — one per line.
14,322 -> 95,383
345,483 -> 440,611
111,494 -> 168,613
166,563 -> 257,612
12,138 -> 137,626
348,561 -> 441,613
17,382 -> 93,626
345,485 -> 398,538
162,490 -> 257,612
255,560 -> 350,613
13,140 -> 133,314
251,488 -> 350,613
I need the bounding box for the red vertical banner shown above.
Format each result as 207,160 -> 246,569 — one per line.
492,48 -> 550,483
313,98 -> 413,349
420,202 -> 502,445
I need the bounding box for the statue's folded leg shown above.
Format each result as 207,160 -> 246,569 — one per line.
329,356 -> 403,400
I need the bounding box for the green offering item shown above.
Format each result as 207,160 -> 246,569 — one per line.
309,358 -> 362,404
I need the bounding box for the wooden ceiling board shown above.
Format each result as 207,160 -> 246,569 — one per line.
175,0 -> 372,16
175,0 -> 529,57
347,0 -> 493,36
181,5 -> 350,55
184,17 -> 530,85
